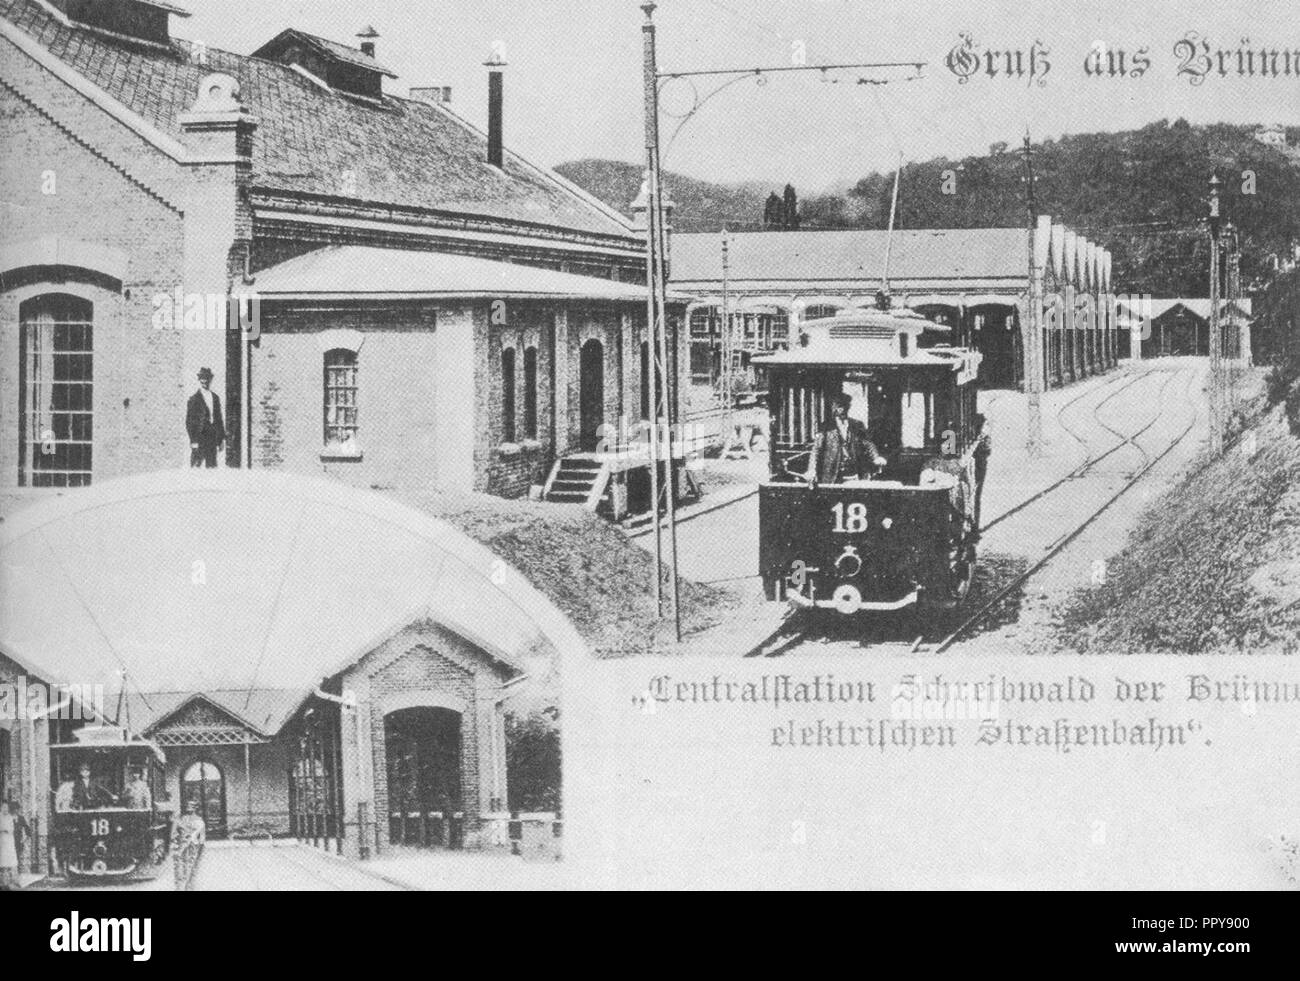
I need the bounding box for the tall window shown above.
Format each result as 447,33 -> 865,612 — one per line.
0,728 -> 9,803
501,347 -> 516,442
689,308 -> 717,339
19,294 -> 93,487
323,349 -> 358,447
771,310 -> 790,344
523,347 -> 538,440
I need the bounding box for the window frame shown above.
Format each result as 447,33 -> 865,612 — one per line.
18,293 -> 95,488
501,346 -> 517,444
523,346 -> 539,441
322,347 -> 360,456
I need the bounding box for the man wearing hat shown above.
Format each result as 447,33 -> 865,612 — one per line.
807,392 -> 886,486
186,367 -> 225,468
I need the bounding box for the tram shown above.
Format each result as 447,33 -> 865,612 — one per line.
50,726 -> 172,882
753,305 -> 984,615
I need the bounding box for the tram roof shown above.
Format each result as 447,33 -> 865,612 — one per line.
752,309 -> 980,374
51,729 -> 167,765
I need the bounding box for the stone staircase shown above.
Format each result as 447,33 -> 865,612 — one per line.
542,455 -> 611,509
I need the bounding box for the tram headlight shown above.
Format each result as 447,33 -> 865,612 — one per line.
93,841 -> 108,858
831,584 -> 863,615
835,546 -> 863,578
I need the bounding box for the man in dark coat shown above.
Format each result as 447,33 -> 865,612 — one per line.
972,412 -> 992,539
70,764 -> 115,810
807,392 -> 886,486
186,367 -> 225,468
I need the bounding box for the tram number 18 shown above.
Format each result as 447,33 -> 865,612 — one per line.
831,501 -> 869,534
90,818 -> 110,836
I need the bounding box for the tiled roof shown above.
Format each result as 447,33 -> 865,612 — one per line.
123,689 -> 307,738
671,228 -> 1031,286
0,0 -> 635,240
254,27 -> 397,78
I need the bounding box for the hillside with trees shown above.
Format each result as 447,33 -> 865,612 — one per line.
554,158 -> 770,233
557,121 -> 1300,299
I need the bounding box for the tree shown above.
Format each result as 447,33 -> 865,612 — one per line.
763,191 -> 784,229
799,194 -> 851,229
505,707 -> 561,813
783,184 -> 800,230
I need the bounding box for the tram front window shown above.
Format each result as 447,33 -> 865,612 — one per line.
54,758 -> 121,811
900,390 -> 933,450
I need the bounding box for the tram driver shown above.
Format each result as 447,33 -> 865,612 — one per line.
69,763 -> 117,811
807,392 -> 887,487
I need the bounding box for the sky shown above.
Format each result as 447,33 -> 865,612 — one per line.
181,0 -> 1300,191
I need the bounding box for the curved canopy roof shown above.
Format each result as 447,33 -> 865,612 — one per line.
0,470 -> 582,721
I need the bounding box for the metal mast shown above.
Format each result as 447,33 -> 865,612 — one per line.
1208,173 -> 1223,455
642,1 -> 681,640
1021,133 -> 1044,456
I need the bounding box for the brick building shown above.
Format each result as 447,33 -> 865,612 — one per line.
0,0 -> 681,501
671,220 -> 1119,395
0,469 -> 575,862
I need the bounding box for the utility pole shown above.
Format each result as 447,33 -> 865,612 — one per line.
1208,173 -> 1224,455
641,1 -> 681,640
720,227 -> 733,429
1224,221 -> 1242,412
1020,134 -> 1044,457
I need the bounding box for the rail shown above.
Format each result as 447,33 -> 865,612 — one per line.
931,369 -> 1202,652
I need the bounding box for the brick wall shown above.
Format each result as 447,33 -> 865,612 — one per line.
0,84 -> 188,487
485,304 -> 557,498
341,621 -> 512,852
0,653 -> 51,872
251,301 -> 446,490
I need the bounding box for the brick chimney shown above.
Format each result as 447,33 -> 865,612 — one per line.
484,54 -> 506,168
356,25 -> 379,59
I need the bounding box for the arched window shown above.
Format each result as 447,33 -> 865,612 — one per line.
323,349 -> 358,448
19,293 -> 94,487
501,347 -> 517,442
181,758 -> 226,838
523,347 -> 538,440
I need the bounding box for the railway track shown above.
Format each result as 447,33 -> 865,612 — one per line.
979,367 -> 1175,535
930,367 -> 1201,653
744,366 -> 1204,658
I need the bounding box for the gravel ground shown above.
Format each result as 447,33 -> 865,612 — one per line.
1052,377 -> 1298,655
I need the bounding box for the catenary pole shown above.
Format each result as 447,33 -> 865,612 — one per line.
641,7 -> 663,616
721,228 -> 733,438
1021,133 -> 1044,456
1208,173 -> 1223,455
644,2 -> 681,640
